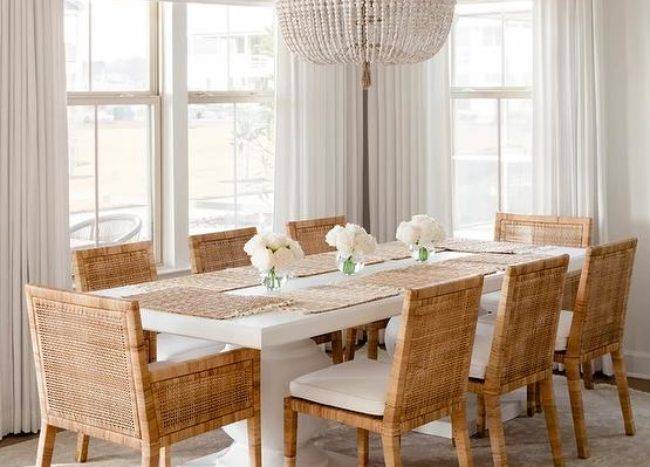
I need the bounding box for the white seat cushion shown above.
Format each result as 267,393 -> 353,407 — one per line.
290,360 -> 391,416
472,310 -> 573,358
480,291 -> 501,314
156,333 -> 225,362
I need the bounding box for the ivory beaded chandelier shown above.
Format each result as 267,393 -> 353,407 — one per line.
276,0 -> 457,88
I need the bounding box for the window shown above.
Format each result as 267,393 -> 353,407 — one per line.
450,1 -> 533,239
187,4 -> 275,235
65,0 -> 160,253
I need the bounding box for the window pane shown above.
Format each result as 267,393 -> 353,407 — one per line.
188,103 -> 274,235
64,0 -> 90,91
68,106 -> 96,249
187,4 -> 275,91
501,99 -> 532,214
453,99 -> 499,238
504,13 -> 532,86
90,0 -> 150,91
97,105 -> 152,244
453,99 -> 499,157
453,14 -> 502,87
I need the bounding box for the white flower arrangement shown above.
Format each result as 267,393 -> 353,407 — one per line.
244,232 -> 305,274
325,223 -> 377,258
396,214 -> 445,247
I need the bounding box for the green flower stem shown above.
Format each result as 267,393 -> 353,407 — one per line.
418,246 -> 429,262
263,267 -> 281,290
342,256 -> 356,275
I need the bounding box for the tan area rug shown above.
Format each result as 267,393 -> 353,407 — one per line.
2,369 -> 649,466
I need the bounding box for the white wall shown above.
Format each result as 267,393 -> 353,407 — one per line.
602,0 -> 650,378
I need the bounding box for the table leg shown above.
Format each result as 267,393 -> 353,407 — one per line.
185,339 -> 340,467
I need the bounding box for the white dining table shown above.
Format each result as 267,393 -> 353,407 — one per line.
98,246 -> 586,467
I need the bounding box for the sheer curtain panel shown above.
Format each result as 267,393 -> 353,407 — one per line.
0,0 -> 70,437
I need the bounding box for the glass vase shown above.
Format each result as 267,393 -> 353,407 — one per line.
261,268 -> 288,291
337,253 -> 365,275
409,244 -> 431,262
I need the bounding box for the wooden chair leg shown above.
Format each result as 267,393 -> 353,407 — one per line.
476,394 -> 486,437
539,377 -> 565,467
582,359 -> 595,390
75,433 -> 89,462
381,434 -> 402,467
247,410 -> 262,467
159,446 -> 171,467
566,359 -> 590,459
142,444 -> 160,467
535,381 -> 542,413
330,331 -> 344,364
484,394 -> 508,467
345,328 -> 357,361
611,349 -> 636,435
451,400 -> 474,467
36,423 -> 57,467
367,327 -> 379,360
284,399 -> 298,467
526,383 -> 536,417
357,428 -> 369,467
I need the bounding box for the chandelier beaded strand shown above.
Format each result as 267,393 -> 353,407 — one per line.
276,0 -> 456,89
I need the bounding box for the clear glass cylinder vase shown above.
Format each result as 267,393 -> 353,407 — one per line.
261,268 -> 288,291
409,244 -> 431,262
336,253 -> 365,275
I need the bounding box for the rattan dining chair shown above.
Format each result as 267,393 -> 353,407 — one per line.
286,216 -> 348,363
188,227 -> 258,274
285,275 -> 484,467
472,255 -> 569,467
71,240 -> 221,462
485,212 -> 593,414
553,238 -> 637,459
25,285 -> 261,467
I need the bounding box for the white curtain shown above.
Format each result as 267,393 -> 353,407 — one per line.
533,0 -> 607,242
273,42 -> 364,230
533,0 -> 611,374
274,42 -> 452,239
0,0 -> 70,437
368,46 -> 452,242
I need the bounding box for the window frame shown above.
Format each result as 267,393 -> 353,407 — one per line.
186,2 -> 275,236
449,3 -> 533,237
66,0 -> 163,262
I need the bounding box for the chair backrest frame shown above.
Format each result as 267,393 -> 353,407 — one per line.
72,241 -> 157,292
286,215 -> 346,255
494,212 -> 592,248
566,238 -> 637,358
25,285 -> 158,445
484,255 -> 569,393
188,227 -> 258,274
384,276 -> 484,428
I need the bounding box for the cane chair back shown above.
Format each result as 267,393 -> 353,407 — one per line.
72,241 -> 157,292
189,227 -> 257,274
25,286 -> 151,440
485,255 -> 569,391
286,216 -> 346,255
567,238 -> 637,358
385,276 -> 484,427
494,213 -> 591,248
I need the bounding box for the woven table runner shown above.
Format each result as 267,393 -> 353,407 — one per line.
291,241 -> 411,278
434,238 -> 536,255
351,261 -> 501,292
279,283 -> 401,314
135,266 -> 261,293
126,286 -> 291,319
444,252 -> 552,271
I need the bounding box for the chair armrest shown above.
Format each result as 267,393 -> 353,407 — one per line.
148,347 -> 259,382
148,348 -> 260,440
